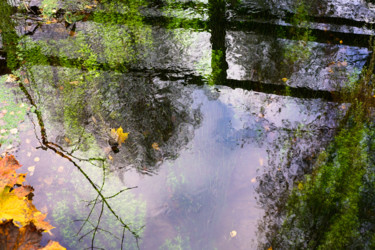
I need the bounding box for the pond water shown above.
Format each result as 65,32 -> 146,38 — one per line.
1,0 -> 374,249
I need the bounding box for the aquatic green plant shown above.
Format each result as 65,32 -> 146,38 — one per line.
160,233 -> 191,250
272,39 -> 375,249
279,108 -> 369,249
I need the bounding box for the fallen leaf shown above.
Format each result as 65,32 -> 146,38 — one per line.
41,241 -> 66,250
91,116 -> 97,124
0,221 -> 42,249
27,166 -> 35,176
13,185 -> 34,198
259,158 -> 264,166
251,178 -> 256,183
282,77 -> 288,82
34,157 -> 40,162
64,137 -> 71,144
110,127 -> 129,146
152,142 -> 160,151
43,177 -> 53,185
9,128 -> 18,134
69,81 -> 79,85
230,230 -> 237,238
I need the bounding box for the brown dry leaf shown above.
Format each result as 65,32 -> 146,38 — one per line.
69,81 -> 79,85
69,30 -> 76,37
0,221 -> 42,250
24,78 -> 30,84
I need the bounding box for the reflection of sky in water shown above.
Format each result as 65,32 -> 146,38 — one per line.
2,0 -> 363,248
11,83 -> 343,249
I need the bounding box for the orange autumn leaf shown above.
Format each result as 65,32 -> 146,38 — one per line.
41,241 -> 66,250
32,212 -> 55,233
152,142 -> 160,151
13,185 -> 34,198
0,155 -> 57,237
0,155 -> 26,188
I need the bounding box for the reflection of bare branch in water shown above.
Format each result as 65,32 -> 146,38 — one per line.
18,79 -> 142,249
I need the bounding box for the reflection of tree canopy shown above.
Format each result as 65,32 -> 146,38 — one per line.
6,0 -> 203,173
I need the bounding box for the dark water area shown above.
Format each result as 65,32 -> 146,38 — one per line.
1,0 -> 375,249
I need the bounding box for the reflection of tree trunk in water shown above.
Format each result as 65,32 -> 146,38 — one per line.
209,0 -> 228,85
0,1 -> 141,247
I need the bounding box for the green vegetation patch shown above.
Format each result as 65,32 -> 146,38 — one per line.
276,102 -> 375,249
0,75 -> 29,150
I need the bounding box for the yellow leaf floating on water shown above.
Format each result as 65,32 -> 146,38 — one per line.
152,142 -> 160,151
110,127 -> 129,146
230,230 -> 237,238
